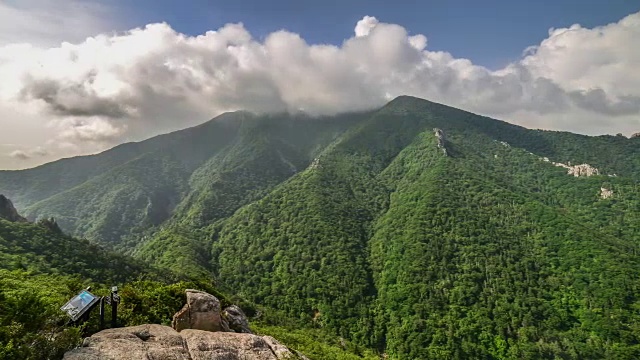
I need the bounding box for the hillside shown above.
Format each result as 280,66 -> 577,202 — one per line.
0,198 -> 381,360
2,96 -> 640,358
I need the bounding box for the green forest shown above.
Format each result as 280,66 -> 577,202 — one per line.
1,96 -> 639,359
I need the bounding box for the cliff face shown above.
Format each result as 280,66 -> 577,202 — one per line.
0,194 -> 27,223
434,128 -> 448,156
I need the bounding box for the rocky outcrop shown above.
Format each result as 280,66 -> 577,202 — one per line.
222,305 -> 252,334
309,157 -> 321,170
566,163 -> 600,177
63,324 -> 301,360
172,289 -> 225,332
434,128 -> 448,156
551,162 -> 600,177
262,336 -> 302,359
631,132 -> 640,138
63,324 -> 189,359
65,289 -> 304,359
600,187 -> 614,199
0,195 -> 27,223
37,217 -> 64,233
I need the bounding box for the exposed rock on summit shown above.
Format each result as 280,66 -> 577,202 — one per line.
63,324 -> 300,360
65,290 -> 304,359
0,195 -> 27,223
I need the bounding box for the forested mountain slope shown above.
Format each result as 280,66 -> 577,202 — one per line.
2,96 -> 640,358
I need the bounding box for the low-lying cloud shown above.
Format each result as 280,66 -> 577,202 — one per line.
0,10 -> 639,169
9,146 -> 48,160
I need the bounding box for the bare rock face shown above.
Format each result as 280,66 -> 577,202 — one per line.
222,305 -> 252,334
182,330 -> 297,359
172,289 -> 224,332
63,325 -> 301,360
567,163 -> 600,177
0,195 -> 27,223
631,132 -> 640,138
600,187 -> 614,199
63,324 -> 190,360
65,289 -> 304,359
261,336 -> 298,359
309,158 -> 321,170
551,162 -> 600,177
433,128 -> 448,156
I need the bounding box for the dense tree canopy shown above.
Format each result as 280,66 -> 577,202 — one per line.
2,96 -> 640,359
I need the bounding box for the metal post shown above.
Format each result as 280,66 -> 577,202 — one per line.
99,296 -> 105,330
110,286 -> 119,328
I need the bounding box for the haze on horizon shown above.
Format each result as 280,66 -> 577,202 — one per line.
1,0 -> 639,170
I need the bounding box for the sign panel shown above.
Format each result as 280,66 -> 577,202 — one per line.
61,290 -> 100,321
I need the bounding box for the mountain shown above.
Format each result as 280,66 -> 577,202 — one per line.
0,198 -> 378,360
0,197 -> 167,359
0,111 -> 362,252
0,204 -> 159,284
2,96 -> 640,358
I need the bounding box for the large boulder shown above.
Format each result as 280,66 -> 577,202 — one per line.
172,289 -> 225,332
63,325 -> 301,360
222,305 -> 252,334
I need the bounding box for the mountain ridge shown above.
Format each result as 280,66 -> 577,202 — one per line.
1,96 -> 640,358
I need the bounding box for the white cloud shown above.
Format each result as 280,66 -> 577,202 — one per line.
9,150 -> 29,160
7,146 -> 48,160
0,0 -> 117,47
0,11 -> 639,169
355,16 -> 379,37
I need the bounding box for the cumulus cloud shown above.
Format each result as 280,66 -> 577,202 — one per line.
0,11 -> 639,169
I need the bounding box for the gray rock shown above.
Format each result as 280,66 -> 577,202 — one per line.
63,324 -> 190,360
222,305 -> 252,334
182,330 -> 295,359
172,289 -> 224,332
64,325 -> 301,360
261,335 -> 297,359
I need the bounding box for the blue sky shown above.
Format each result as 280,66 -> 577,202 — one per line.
115,0 -> 640,69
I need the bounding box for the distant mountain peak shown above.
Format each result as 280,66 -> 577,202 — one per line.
381,95 -> 452,116
385,94 -> 429,107
0,194 -> 27,223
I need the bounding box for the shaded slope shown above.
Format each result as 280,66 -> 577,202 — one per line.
132,113 -> 367,278
0,111 -> 242,210
0,217 -> 159,284
19,113 -> 246,248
